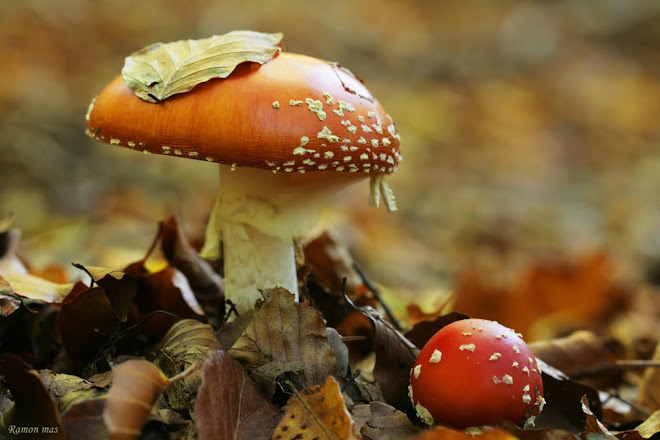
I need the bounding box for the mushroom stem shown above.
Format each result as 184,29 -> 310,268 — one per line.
222,220 -> 298,311
201,165 -> 364,313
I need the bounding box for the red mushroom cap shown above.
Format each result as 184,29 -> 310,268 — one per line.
86,52 -> 401,175
409,318 -> 544,428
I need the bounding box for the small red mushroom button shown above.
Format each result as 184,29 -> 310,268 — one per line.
409,318 -> 544,429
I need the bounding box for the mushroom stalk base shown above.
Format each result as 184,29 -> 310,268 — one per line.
201,165 -> 366,314
221,220 -> 297,312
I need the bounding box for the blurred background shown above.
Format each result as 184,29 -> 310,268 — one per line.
2,0 -> 660,340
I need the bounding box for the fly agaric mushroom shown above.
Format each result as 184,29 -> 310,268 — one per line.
409,318 -> 544,428
85,31 -> 401,313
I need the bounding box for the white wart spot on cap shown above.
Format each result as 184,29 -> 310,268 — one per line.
523,384 -> 530,392
305,98 -> 326,121
415,403 -> 434,426
489,353 -> 502,361
459,343 -> 476,352
512,361 -> 519,368
513,346 -> 521,354
522,394 -> 532,404
338,100 -> 355,112
429,349 -> 442,363
110,138 -> 121,145
289,99 -> 303,106
503,374 -> 514,385
323,92 -> 334,105
318,126 -> 339,143
413,364 -> 422,379
272,101 -> 280,109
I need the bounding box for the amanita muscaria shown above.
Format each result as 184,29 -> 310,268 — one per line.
85,31 -> 401,313
409,318 -> 545,429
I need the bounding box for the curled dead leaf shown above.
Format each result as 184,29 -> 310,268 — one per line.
134,266 -> 206,337
194,350 -> 281,440
103,359 -> 170,440
272,376 -> 360,440
3,272 -> 76,304
156,319 -> 222,410
581,396 -> 617,439
160,216 -> 224,318
534,358 -> 602,432
353,304 -> 419,418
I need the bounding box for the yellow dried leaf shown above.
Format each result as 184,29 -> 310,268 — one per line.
272,376 -> 359,440
122,30 -> 282,103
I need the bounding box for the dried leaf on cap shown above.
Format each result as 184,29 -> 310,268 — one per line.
122,30 -> 282,103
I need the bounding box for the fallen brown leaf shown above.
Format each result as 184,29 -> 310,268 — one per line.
529,330 -> 619,389
304,231 -> 363,296
61,398 -> 107,440
103,359 -> 170,440
634,409 -> 660,439
404,312 -> 469,349
134,266 -> 206,337
356,304 -> 419,418
581,396 -> 617,440
156,319 -> 222,410
272,376 -> 359,440
57,285 -> 124,362
0,274 -> 22,316
71,264 -> 137,322
3,272 -> 76,304
534,359 -> 602,432
160,216 -> 224,317
0,353 -> 63,438
194,350 -> 281,440
228,287 -> 339,398
39,370 -> 105,414
352,401 -> 421,439
453,252 -> 627,339
637,342 -> 660,412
